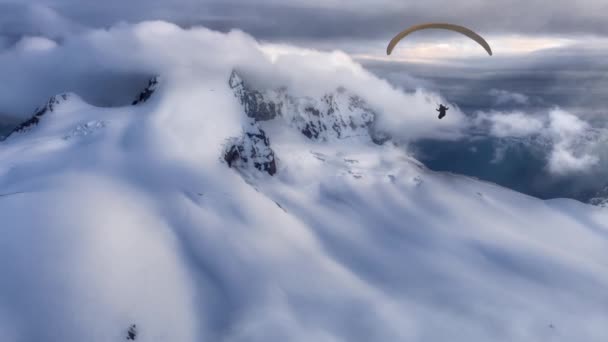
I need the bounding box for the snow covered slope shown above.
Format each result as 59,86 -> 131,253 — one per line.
1,23 -> 607,342
1,71 -> 607,342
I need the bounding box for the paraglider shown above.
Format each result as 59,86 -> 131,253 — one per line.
386,23 -> 492,120
436,104 -> 449,119
386,23 -> 493,56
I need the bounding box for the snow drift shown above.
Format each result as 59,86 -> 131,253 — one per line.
1,21 -> 607,342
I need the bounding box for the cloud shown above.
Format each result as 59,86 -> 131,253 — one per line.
479,111 -> 543,138
0,19 -> 467,143
0,173 -> 199,341
0,35 -> 9,50
488,89 -> 529,106
362,43 -> 608,124
545,109 -> 601,175
547,147 -> 599,175
14,36 -> 58,52
0,4 -> 605,179
3,0 -> 608,44
0,3 -> 83,42
474,107 -> 605,176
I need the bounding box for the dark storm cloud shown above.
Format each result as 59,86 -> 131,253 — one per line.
1,0 -> 607,42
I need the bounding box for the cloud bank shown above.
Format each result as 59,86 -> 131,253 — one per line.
476,108 -> 606,176
0,19 -> 470,142
489,89 -> 529,106
2,0 -> 607,42
0,4 -> 604,186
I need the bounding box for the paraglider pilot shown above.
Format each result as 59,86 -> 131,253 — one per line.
436,104 -> 449,119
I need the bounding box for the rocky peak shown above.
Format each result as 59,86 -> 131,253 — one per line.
3,93 -> 71,139
228,70 -> 386,143
132,76 -> 160,105
224,121 -> 277,176
229,71 -> 282,121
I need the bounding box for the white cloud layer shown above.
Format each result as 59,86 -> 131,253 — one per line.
489,89 -> 529,106
0,20 -> 468,141
0,17 -> 604,176
14,36 -> 58,52
476,108 -> 606,176
546,109 -> 601,175
480,111 -> 543,138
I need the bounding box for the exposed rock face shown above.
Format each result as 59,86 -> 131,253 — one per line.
126,324 -> 137,340
293,90 -> 375,141
228,70 -> 387,143
224,122 -> 277,176
132,76 -> 160,105
226,70 -> 392,176
3,94 -> 69,139
63,120 -> 106,140
229,72 -> 281,121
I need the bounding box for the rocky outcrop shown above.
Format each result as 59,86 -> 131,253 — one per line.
228,70 -> 387,143
3,94 -> 69,139
132,76 -> 160,105
225,71 -> 392,176
292,89 -> 375,141
224,122 -> 277,176
126,324 -> 137,340
229,71 -> 281,121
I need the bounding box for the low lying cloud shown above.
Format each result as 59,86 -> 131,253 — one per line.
488,89 -> 529,106
476,108 -> 606,176
0,18 -> 469,142
477,111 -> 543,137
0,3 -> 83,43
14,36 -> 58,52
545,109 -> 601,175
0,5 -> 604,179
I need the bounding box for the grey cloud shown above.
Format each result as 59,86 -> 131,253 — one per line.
361,45 -> 608,120
2,0 -> 607,42
489,89 -> 529,106
0,2 -> 83,44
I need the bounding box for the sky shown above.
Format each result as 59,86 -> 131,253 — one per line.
0,0 -> 606,199
1,1 -> 607,50
1,0 -> 606,113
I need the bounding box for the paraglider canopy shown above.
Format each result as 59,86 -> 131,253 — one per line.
387,23 -> 493,56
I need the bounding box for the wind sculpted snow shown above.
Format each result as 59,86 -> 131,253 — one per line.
0,22 -> 608,342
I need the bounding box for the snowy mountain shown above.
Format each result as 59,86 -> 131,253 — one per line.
2,94 -> 70,140
224,70 -> 389,176
228,71 -> 389,144
1,68 -> 607,342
